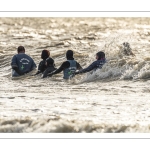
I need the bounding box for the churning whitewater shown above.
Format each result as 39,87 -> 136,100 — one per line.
0,18 -> 150,132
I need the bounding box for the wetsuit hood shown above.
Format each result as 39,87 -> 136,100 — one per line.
41,50 -> 50,60
96,51 -> 105,60
66,50 -> 74,60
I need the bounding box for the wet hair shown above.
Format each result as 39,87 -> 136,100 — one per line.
17,46 -> 25,53
46,57 -> 54,66
41,50 -> 50,60
96,51 -> 105,60
66,50 -> 73,59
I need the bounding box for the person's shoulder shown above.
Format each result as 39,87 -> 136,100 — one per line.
98,59 -> 106,65
92,60 -> 98,64
75,60 -> 80,65
88,61 -> 98,67
11,54 -> 18,61
49,57 -> 54,61
39,60 -> 45,64
24,53 -> 31,57
63,60 -> 69,64
68,59 -> 76,63
24,54 -> 34,60
100,59 -> 106,63
49,57 -> 54,62
61,61 -> 70,68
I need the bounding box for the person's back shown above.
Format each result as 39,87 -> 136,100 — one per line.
11,46 -> 36,77
34,50 -> 50,75
63,60 -> 77,79
47,50 -> 82,79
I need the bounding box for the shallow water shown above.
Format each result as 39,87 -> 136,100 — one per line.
0,18 -> 150,132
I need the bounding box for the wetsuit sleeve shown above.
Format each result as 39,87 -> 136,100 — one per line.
38,61 -> 44,71
11,55 -> 24,75
52,61 -> 70,75
34,61 -> 46,76
76,62 -> 83,70
42,67 -> 57,78
42,68 -> 51,78
34,61 -> 45,75
13,67 -> 24,75
11,55 -> 18,68
79,62 -> 96,73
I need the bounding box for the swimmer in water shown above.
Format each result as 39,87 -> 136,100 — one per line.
42,57 -> 57,78
11,46 -> 37,77
74,51 -> 106,75
47,50 -> 82,79
34,50 -> 50,75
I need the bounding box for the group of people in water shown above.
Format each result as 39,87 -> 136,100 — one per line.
11,46 -> 106,79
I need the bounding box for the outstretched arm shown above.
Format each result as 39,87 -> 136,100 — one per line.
42,68 -> 57,78
47,62 -> 66,77
47,67 -> 63,77
52,63 -> 64,75
76,62 -> 83,70
47,61 -> 70,77
76,62 -> 96,74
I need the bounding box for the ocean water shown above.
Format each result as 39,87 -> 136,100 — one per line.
0,18 -> 150,132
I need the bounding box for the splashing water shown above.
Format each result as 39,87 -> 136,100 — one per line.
81,33 -> 150,83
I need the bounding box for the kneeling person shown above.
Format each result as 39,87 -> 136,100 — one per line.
11,46 -> 37,77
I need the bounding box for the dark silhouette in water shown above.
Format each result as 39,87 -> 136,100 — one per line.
42,57 -> 57,78
47,50 -> 82,79
11,46 -> 37,77
34,50 -> 50,75
74,51 -> 106,75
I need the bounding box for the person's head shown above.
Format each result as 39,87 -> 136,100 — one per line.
96,51 -> 105,60
17,46 -> 25,54
45,58 -> 54,66
66,50 -> 73,60
41,50 -> 50,60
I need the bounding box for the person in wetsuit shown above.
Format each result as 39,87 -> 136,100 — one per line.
42,57 -> 57,78
11,46 -> 37,77
74,51 -> 106,75
48,50 -> 82,79
34,50 -> 50,75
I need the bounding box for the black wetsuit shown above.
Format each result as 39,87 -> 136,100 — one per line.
35,50 -> 50,75
35,59 -> 47,75
42,57 -> 57,78
75,58 -> 106,74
